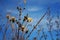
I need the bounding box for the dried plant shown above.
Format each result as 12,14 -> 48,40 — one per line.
3,21 -> 9,40
55,12 -> 60,40
3,0 -> 33,40
0,0 -> 60,40
40,28 -> 47,40
46,7 -> 54,40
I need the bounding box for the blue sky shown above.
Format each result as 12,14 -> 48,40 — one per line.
0,0 -> 60,40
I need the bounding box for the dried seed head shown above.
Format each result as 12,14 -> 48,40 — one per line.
21,26 -> 28,33
24,28 -> 29,33
21,26 -> 25,32
10,17 -> 16,23
25,16 -> 28,20
6,15 -> 10,19
27,17 -> 32,22
23,16 -> 28,21
22,26 -> 25,29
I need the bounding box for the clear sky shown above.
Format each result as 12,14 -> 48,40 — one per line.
0,0 -> 60,40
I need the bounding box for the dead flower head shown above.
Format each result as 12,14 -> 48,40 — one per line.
6,15 -> 10,19
21,26 -> 25,32
27,17 -> 32,22
10,17 -> 16,23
